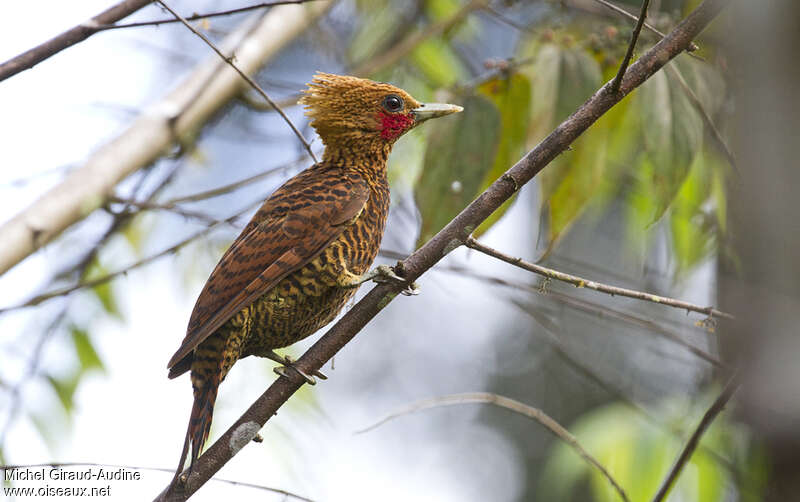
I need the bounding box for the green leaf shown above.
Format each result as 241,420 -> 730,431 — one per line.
348,2 -> 403,65
46,373 -> 80,414
415,94 -> 501,247
70,326 -> 105,373
634,67 -> 704,223
522,41 -> 606,245
85,261 -> 122,319
473,73 -> 532,236
409,38 -> 467,87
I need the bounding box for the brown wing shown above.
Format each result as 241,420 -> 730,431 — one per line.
167,169 -> 369,374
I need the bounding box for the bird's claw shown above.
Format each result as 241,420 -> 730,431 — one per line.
267,351 -> 327,385
363,265 -> 421,296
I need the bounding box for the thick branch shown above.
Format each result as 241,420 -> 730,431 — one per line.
0,0 -> 154,82
0,1 -> 331,277
155,1 -> 728,499
465,237 -> 732,319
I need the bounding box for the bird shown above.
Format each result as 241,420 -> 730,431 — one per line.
166,72 -> 462,476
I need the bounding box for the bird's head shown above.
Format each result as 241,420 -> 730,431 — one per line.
300,72 -> 462,152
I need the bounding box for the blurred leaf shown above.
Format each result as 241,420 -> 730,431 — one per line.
70,326 -> 105,374
540,395 -> 743,502
410,38 -> 467,87
521,40 -> 605,245
85,261 -> 122,320
45,373 -> 80,414
634,68 -> 704,223
473,73 -> 532,236
669,150 -> 724,270
348,2 -> 403,64
415,94 -> 501,246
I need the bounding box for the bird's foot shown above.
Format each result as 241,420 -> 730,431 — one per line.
266,351 -> 326,385
359,265 -> 420,296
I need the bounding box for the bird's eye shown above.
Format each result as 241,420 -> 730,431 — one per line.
382,94 -> 404,113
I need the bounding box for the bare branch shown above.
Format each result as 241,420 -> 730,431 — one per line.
0,202 -> 259,314
155,1 -> 729,499
610,0 -> 651,93
99,1 -> 318,30
358,393 -> 629,502
0,462 -> 314,501
155,0 -> 317,163
651,374 -> 739,502
465,236 -> 732,319
0,0 -> 154,82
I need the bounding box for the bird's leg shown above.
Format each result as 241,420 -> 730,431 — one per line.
263,350 -> 327,385
343,264 -> 420,296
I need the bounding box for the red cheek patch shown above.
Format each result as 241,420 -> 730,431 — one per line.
378,111 -> 415,140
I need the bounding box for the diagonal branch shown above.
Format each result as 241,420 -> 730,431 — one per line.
610,0 -> 651,93
155,0 -> 317,163
98,0 -> 318,30
651,374 -> 739,502
0,0 -> 154,82
154,1 -> 729,499
358,393 -> 629,502
465,236 -> 732,319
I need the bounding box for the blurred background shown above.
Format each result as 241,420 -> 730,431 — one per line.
1,0 -> 793,500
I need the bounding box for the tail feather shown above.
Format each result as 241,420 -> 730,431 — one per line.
171,378 -> 219,484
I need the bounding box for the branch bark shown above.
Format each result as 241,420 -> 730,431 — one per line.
0,1 -> 332,277
465,237 -> 732,319
154,0 -> 729,499
0,0 -> 154,82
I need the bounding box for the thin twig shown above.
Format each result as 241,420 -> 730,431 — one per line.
665,64 -> 737,172
610,0 -> 651,93
377,250 -> 725,367
651,374 -> 739,502
107,196 -> 232,226
98,1 -> 317,30
166,154 -> 310,204
155,0 -> 317,163
154,2 -> 729,499
465,237 -> 732,319
590,0 -> 699,52
0,0 -> 153,82
0,202 -> 260,314
358,393 -> 629,502
0,462 -> 314,501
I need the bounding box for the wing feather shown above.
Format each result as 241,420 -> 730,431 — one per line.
167,170 -> 369,374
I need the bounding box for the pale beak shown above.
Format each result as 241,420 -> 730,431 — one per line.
412,102 -> 463,124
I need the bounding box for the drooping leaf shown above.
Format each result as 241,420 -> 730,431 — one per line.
410,38 -> 467,88
46,373 -> 80,415
348,1 -> 403,65
70,326 -> 105,373
473,73 -> 532,236
634,67 -> 704,223
85,261 -> 122,320
415,94 -> 501,247
521,40 -> 605,245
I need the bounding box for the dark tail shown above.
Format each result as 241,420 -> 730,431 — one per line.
171,377 -> 219,485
